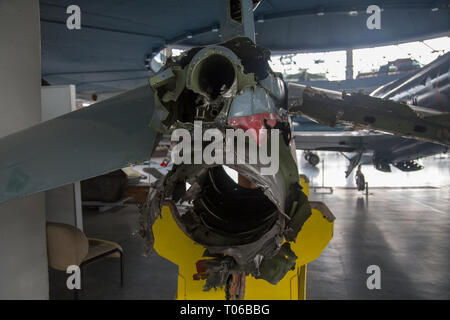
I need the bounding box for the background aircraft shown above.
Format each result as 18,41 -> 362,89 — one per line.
292,52 -> 450,188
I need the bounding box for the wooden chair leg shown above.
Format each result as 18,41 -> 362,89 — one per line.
69,266 -> 82,300
119,251 -> 124,287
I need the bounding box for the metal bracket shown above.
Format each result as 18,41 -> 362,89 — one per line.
220,0 -> 256,42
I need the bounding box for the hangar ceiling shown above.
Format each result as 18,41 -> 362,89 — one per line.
40,0 -> 450,93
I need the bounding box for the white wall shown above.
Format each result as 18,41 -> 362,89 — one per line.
42,85 -> 83,230
0,0 -> 49,299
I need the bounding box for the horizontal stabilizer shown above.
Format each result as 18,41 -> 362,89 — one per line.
0,84 -> 161,203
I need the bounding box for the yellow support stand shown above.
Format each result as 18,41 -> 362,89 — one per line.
152,175 -> 334,300
299,265 -> 307,300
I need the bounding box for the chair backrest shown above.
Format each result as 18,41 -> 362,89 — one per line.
46,222 -> 89,271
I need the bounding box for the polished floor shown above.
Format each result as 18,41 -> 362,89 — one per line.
306,152 -> 449,299
307,187 -> 449,299
49,152 -> 449,299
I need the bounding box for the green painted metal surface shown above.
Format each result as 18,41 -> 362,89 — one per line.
0,84 -> 160,203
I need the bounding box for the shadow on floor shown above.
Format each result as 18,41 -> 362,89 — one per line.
48,206 -> 178,300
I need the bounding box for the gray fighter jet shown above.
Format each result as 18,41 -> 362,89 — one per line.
292,52 -> 450,189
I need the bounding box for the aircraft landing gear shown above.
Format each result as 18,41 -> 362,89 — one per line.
304,151 -> 320,166
355,165 -> 365,191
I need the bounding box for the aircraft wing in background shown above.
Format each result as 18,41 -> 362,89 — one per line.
294,130 -> 447,177
288,83 -> 449,147
288,52 -> 450,147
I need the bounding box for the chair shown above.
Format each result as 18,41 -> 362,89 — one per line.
46,222 -> 123,299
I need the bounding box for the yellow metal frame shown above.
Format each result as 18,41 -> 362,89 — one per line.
152,177 -> 334,300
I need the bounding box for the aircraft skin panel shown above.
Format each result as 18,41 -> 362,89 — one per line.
293,131 -> 381,152
0,84 -> 160,203
371,52 -> 450,104
294,131 -> 447,165
373,139 -> 447,163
